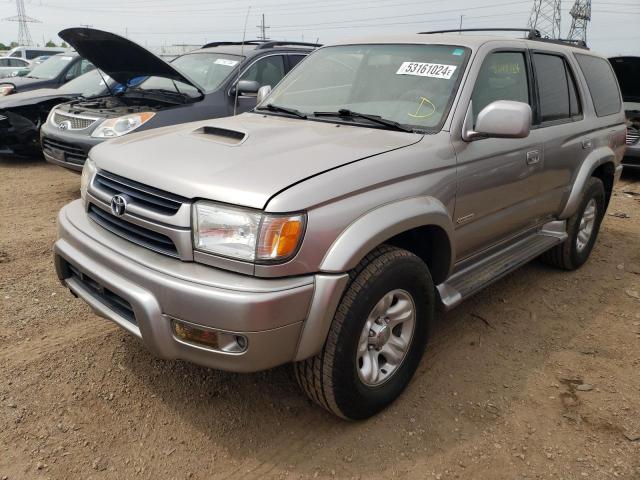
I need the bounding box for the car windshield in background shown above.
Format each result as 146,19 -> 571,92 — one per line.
139,52 -> 244,95
58,69 -> 115,97
263,44 -> 470,130
27,55 -> 75,79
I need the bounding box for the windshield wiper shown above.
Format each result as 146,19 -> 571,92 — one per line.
313,109 -> 415,133
257,103 -> 307,119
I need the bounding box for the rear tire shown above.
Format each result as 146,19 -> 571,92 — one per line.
541,177 -> 606,270
294,245 -> 434,420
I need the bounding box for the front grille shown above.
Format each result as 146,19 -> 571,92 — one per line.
52,111 -> 98,130
93,171 -> 185,216
627,127 -> 639,146
88,204 -> 179,258
42,137 -> 87,165
66,262 -> 136,325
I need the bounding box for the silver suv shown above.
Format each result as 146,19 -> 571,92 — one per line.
54,31 -> 627,420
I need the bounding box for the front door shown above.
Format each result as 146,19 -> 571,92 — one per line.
234,54 -> 286,113
452,50 -> 545,261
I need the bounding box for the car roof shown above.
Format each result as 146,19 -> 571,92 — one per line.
327,33 -> 594,55
196,44 -> 315,57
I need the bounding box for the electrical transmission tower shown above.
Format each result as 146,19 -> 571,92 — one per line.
2,0 -> 41,46
256,14 -> 270,41
527,0 -> 562,39
567,0 -> 592,44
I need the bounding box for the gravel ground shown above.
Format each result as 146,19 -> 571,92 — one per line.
0,156 -> 639,480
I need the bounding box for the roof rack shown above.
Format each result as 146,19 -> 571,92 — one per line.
255,41 -> 322,50
201,40 -> 266,49
419,28 -> 542,39
419,28 -> 588,49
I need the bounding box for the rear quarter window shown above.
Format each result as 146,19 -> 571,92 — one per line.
575,53 -> 622,117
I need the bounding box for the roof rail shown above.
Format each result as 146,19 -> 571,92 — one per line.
255,41 -> 322,50
532,37 -> 589,49
419,28 -> 542,39
201,40 -> 266,49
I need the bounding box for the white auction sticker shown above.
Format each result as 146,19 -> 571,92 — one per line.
214,59 -> 239,67
396,62 -> 457,79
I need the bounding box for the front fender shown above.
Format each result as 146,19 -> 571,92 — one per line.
558,146 -> 615,219
319,196 -> 455,273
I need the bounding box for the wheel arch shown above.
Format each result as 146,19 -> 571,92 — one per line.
559,147 -> 616,219
319,196 -> 455,284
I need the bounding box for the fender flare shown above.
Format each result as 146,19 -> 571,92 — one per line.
558,147 -> 615,220
319,196 -> 455,274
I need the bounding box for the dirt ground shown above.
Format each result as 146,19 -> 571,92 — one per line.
0,156 -> 639,480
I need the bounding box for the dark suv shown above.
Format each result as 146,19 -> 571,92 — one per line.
41,28 -> 317,171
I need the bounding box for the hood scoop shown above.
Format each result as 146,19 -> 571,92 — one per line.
192,126 -> 246,145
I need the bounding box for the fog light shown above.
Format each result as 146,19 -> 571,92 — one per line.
171,319 -> 247,353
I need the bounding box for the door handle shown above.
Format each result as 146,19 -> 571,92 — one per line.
526,150 -> 541,166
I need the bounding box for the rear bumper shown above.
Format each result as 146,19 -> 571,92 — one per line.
54,200 -> 347,372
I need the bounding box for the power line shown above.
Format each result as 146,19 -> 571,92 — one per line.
2,0 -> 41,46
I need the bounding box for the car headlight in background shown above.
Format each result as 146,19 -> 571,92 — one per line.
80,158 -> 97,202
0,84 -> 15,96
192,201 -> 306,263
91,112 -> 155,138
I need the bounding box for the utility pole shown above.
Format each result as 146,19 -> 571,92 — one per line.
527,0 -> 562,39
2,0 -> 41,46
257,14 -> 270,41
567,0 -> 592,44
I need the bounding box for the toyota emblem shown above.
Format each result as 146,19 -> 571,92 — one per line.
58,120 -> 71,131
110,194 -> 129,217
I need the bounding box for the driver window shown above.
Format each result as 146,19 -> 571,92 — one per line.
471,52 -> 529,126
240,55 -> 285,90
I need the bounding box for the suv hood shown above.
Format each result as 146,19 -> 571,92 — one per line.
610,56 -> 640,103
59,28 -> 204,95
90,113 -> 423,210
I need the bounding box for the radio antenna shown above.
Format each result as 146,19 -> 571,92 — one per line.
234,5 -> 252,116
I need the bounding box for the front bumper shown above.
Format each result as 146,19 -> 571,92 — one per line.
41,121 -> 103,172
623,142 -> 640,169
54,200 -> 347,372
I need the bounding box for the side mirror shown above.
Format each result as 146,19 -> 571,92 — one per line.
256,85 -> 272,105
235,80 -> 260,96
463,100 -> 532,141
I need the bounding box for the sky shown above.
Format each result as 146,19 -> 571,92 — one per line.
0,0 -> 638,56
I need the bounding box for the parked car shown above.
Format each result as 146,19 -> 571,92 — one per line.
11,55 -> 51,77
0,69 -> 117,157
53,31 -> 626,419
4,46 -> 68,61
0,57 -> 30,78
41,28 -> 317,171
0,53 -> 94,97
610,56 -> 640,170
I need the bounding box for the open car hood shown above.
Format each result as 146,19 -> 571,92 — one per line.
609,56 -> 640,103
59,28 -> 204,95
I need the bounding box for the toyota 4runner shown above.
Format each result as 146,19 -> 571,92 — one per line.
54,30 -> 627,420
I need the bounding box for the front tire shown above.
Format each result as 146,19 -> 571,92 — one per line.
294,245 -> 434,420
541,177 -> 606,270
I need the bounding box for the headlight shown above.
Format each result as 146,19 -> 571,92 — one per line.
193,201 -> 306,263
0,84 -> 15,96
91,112 -> 155,138
80,158 -> 97,202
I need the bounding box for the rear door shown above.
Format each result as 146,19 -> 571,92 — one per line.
529,50 -> 587,216
453,49 -> 545,260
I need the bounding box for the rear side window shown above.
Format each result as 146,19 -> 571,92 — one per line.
575,54 -> 621,117
533,53 -> 582,122
471,52 -> 530,126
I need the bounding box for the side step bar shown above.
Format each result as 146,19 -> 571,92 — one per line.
437,221 -> 567,310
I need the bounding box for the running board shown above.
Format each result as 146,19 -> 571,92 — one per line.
437,221 -> 567,311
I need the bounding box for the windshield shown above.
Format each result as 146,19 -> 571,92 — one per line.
264,44 -> 469,130
58,69 -> 115,97
139,52 -> 243,95
27,55 -> 75,79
